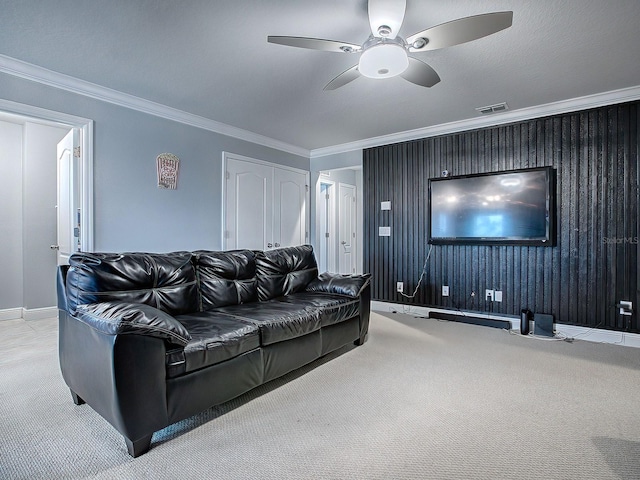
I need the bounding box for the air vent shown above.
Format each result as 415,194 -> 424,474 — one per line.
476,102 -> 509,115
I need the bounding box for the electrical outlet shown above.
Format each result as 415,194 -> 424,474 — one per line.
485,289 -> 494,301
494,290 -> 503,302
396,282 -> 404,293
442,285 -> 449,297
620,301 -> 633,316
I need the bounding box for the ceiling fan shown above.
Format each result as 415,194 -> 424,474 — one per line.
268,0 -> 513,90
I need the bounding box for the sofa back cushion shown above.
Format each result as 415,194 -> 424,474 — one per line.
255,245 -> 318,301
66,251 -> 198,315
193,250 -> 258,310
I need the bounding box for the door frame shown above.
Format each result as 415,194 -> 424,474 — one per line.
0,99 -> 94,252
221,151 -> 310,250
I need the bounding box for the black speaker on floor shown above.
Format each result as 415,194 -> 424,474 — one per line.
520,309 -> 531,335
534,313 -> 554,337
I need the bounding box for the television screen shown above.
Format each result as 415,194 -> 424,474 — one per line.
428,167 -> 555,246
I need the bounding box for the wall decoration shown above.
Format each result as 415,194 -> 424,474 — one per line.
156,153 -> 180,189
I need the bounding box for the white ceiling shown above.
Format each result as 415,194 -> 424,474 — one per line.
1,0 -> 639,154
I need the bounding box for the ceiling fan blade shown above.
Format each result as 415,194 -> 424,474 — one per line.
368,0 -> 406,39
400,57 -> 441,88
407,11 -> 513,52
324,65 -> 360,90
268,36 -> 361,53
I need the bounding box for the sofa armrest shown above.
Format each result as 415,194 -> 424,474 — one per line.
306,272 -> 372,298
74,302 -> 191,346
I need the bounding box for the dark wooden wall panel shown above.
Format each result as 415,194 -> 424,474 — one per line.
363,101 -> 639,333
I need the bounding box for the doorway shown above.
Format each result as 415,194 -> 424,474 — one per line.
314,168 -> 362,275
0,101 -> 93,320
338,182 -> 357,274
317,180 -> 336,273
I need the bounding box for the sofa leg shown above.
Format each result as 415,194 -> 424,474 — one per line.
354,334 -> 367,346
125,434 -> 153,458
70,390 -> 85,405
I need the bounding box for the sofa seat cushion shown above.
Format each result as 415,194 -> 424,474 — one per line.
274,292 -> 360,327
213,302 -> 321,346
168,312 -> 260,377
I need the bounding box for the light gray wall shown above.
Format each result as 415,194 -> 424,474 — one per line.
0,73 -> 309,255
23,122 -> 69,309
0,120 -> 23,310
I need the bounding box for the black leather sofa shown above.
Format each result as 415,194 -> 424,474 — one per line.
57,244 -> 371,457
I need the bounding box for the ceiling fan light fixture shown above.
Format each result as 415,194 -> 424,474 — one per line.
269,1 -> 513,90
358,43 -> 408,79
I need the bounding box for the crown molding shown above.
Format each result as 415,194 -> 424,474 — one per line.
0,54 -> 310,158
3,54 -> 638,161
310,84 -> 640,158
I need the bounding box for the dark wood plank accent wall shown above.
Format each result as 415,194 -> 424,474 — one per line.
363,101 -> 639,333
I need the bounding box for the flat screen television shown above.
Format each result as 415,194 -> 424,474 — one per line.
428,166 -> 555,246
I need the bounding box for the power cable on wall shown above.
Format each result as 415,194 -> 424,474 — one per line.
399,245 -> 433,299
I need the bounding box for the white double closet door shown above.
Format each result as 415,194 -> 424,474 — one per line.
224,153 -> 309,251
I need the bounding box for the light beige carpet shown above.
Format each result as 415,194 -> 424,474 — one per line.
1,312 -> 639,479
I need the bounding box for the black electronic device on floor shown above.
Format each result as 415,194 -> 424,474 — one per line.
520,309 -> 531,335
534,313 -> 554,337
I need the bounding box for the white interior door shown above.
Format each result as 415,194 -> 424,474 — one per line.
225,158 -> 272,250
56,129 -> 80,265
224,153 -> 309,251
273,168 -> 307,248
338,183 -> 357,274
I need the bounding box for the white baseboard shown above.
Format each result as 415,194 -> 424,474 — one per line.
22,306 -> 57,321
0,306 -> 57,322
554,324 -> 640,348
0,308 -> 23,321
371,301 -> 640,349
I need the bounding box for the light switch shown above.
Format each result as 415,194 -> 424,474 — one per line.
379,226 -> 391,236
381,201 -> 391,211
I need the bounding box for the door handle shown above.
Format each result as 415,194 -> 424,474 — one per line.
50,245 -> 60,250
341,241 -> 347,245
